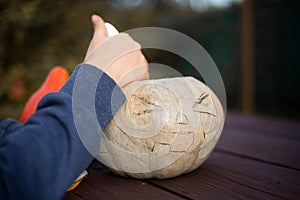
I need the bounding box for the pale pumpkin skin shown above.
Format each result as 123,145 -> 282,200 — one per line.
96,77 -> 224,179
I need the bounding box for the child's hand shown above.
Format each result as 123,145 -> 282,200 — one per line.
84,15 -> 149,87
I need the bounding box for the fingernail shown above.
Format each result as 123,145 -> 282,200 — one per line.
91,15 -> 99,25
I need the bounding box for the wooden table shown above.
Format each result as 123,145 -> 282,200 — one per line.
64,113 -> 300,200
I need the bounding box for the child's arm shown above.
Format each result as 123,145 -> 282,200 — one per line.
0,64 -> 125,200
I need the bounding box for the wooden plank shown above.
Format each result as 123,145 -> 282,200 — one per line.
217,126 -> 300,170
148,151 -> 300,200
64,192 -> 85,200
64,161 -> 185,200
224,113 -> 300,140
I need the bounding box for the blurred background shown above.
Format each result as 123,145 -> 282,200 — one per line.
0,0 -> 299,120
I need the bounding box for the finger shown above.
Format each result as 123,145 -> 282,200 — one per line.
85,15 -> 107,58
91,14 -> 107,42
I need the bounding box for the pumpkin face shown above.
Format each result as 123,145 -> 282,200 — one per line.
96,77 -> 224,179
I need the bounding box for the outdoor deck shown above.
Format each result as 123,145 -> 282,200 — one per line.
64,112 -> 300,200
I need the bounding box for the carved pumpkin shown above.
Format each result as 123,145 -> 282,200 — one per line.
96,77 -> 224,179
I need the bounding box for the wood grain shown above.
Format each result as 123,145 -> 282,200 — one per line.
225,113 -> 300,140
148,151 -> 300,200
218,113 -> 300,169
65,161 -> 185,200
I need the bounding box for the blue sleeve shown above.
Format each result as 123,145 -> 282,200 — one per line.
0,64 -> 126,200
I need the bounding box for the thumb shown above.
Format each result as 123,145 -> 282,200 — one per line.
91,14 -> 107,40
85,14 -> 107,58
